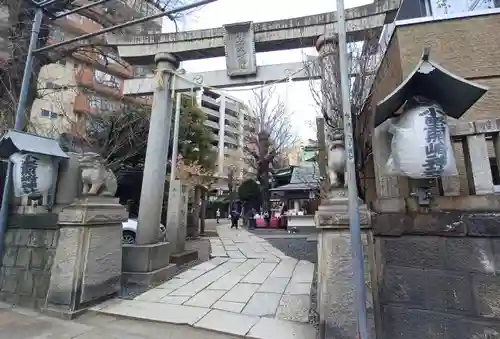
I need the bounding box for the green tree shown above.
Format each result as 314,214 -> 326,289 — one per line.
238,179 -> 260,205
175,95 -> 216,169
173,95 -> 217,236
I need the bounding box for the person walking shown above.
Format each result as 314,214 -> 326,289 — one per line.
230,209 -> 240,229
216,208 -> 220,224
263,209 -> 270,228
249,208 -> 257,229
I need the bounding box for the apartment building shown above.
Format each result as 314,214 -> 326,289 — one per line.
193,89 -> 256,193
28,0 -> 163,137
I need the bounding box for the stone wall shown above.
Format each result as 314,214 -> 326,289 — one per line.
373,212 -> 500,339
0,214 -> 59,308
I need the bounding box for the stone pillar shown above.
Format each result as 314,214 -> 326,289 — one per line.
136,53 -> 179,245
316,190 -> 374,339
44,197 -> 127,318
166,180 -> 198,264
315,34 -> 376,339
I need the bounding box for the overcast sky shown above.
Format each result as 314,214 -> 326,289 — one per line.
163,0 -> 373,141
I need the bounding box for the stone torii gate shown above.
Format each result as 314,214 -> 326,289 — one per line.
110,0 -> 399,246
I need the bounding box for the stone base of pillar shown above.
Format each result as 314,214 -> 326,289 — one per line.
122,242 -> 177,286
44,196 -> 127,319
170,249 -> 198,265
315,188 -> 375,339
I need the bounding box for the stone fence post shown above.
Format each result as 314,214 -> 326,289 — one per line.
315,189 -> 376,339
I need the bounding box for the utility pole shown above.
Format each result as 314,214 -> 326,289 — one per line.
335,0 -> 370,339
0,4 -> 44,261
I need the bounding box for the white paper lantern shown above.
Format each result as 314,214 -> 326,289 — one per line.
386,103 -> 457,179
10,152 -> 55,198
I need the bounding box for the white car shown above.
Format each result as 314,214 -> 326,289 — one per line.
122,218 -> 167,244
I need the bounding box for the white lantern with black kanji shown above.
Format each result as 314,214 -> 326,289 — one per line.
10,152 -> 55,199
385,97 -> 457,179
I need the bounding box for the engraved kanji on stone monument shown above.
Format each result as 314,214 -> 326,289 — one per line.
223,22 -> 257,77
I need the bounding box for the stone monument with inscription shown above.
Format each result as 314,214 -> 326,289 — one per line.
166,180 -> 197,264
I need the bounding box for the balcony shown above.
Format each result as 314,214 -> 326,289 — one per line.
224,135 -> 239,146
101,0 -> 162,31
46,26 -> 133,79
66,0 -> 161,33
54,14 -> 102,39
74,67 -> 123,99
204,120 -> 219,130
202,95 -> 242,117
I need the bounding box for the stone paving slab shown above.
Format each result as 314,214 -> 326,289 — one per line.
220,283 -> 261,303
212,300 -> 246,313
92,299 -> 210,325
185,290 -> 226,308
194,310 -> 259,336
94,223 -> 316,338
247,317 -> 316,339
241,292 -> 281,317
257,277 -> 290,294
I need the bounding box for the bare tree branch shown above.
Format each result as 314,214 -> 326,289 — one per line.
243,86 -> 298,209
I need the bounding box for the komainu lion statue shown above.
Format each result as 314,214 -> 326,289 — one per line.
68,152 -> 118,196
326,128 -> 346,189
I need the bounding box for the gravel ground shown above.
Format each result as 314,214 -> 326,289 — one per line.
119,237 -> 211,299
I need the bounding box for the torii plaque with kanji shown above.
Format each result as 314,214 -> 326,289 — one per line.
223,22 -> 257,77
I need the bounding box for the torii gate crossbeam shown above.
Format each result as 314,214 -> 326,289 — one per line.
108,0 -> 400,64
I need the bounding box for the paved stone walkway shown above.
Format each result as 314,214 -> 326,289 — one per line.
0,301 -> 242,339
93,223 -> 317,339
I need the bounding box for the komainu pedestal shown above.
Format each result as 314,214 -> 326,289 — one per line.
44,197 -> 127,318
315,189 -> 375,339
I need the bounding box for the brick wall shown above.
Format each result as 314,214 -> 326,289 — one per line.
396,14 -> 500,122
373,212 -> 500,339
0,214 -> 59,308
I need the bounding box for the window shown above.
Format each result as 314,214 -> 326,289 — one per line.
87,95 -> 122,113
49,27 -> 66,42
132,65 -> 153,77
94,70 -> 120,89
40,109 -> 58,119
96,50 -> 120,66
46,82 -> 63,90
